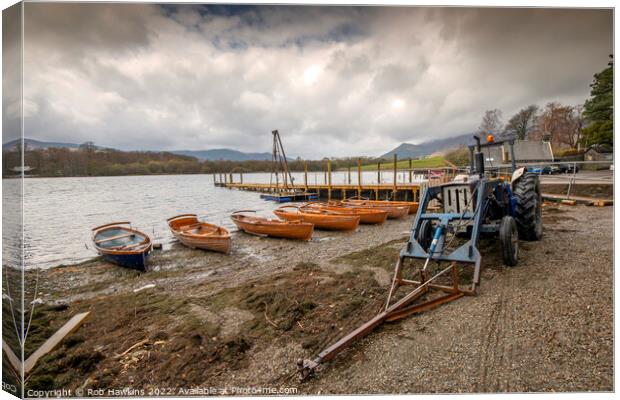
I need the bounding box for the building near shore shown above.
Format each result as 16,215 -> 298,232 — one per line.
479,139 -> 554,168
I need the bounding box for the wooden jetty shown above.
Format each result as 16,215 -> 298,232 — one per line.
214,155 -> 456,201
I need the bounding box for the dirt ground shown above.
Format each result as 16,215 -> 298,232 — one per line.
18,204 -> 613,395
540,183 -> 613,199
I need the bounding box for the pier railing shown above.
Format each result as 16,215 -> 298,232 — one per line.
213,155 -> 459,201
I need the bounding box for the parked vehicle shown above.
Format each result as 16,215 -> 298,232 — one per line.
528,165 -> 551,175
558,163 -> 580,173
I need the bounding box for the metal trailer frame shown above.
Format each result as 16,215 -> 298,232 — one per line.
297,137 -> 520,380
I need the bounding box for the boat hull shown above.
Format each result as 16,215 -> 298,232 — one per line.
343,200 -> 418,214
91,223 -> 152,271
274,209 -> 360,231
342,202 -> 409,219
101,252 -> 148,271
167,214 -> 231,254
301,204 -> 388,225
231,214 -> 314,240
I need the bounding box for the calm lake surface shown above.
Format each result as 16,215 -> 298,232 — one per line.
16,171 -> 426,269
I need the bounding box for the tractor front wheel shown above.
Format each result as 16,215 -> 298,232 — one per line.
513,172 -> 543,241
500,216 -> 518,267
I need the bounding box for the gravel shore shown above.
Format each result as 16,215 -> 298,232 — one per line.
21,204 -> 612,394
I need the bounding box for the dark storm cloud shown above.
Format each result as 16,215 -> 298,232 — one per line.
19,4 -> 612,158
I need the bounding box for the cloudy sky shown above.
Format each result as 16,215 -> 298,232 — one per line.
13,4 -> 614,158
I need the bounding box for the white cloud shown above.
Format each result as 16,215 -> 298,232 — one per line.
17,4 -> 613,158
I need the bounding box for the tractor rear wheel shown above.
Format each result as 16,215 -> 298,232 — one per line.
513,172 -> 543,241
500,216 -> 518,267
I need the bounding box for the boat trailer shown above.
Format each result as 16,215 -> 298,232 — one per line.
297,136 -> 543,380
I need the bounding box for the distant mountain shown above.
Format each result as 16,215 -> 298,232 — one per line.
3,138 -> 275,161
171,149 -> 273,161
380,143 -> 424,159
3,138 -> 80,150
381,133 -> 475,159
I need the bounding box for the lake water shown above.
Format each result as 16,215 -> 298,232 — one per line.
11,171 -> 427,269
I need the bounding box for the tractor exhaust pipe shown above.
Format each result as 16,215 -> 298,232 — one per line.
473,135 -> 484,177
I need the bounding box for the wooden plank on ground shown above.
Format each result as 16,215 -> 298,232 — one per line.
543,193 -> 613,206
2,338 -> 22,372
23,312 -> 90,374
591,199 -> 613,207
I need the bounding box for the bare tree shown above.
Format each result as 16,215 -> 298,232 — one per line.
570,105 -> 584,149
532,102 -> 582,148
504,105 -> 538,140
478,109 -> 503,140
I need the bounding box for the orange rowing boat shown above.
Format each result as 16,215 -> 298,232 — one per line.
300,203 -> 388,225
274,205 -> 360,231
338,202 -> 408,219
167,214 -> 231,254
231,210 -> 314,241
343,198 -> 418,214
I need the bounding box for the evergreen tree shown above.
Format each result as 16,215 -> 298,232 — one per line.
582,55 -> 613,146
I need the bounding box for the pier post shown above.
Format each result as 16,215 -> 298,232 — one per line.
229,172 -> 233,184
347,167 -> 351,185
357,158 -> 362,199
213,173 -> 217,185
393,154 -> 398,198
240,172 -> 243,184
304,161 -> 308,191
327,158 -> 332,201
377,161 -> 381,184
409,159 -> 413,183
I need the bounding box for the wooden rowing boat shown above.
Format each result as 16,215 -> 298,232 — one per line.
167,214 -> 231,254
274,205 -> 360,231
340,200 -> 410,218
231,210 -> 314,241
343,198 -> 419,214
91,222 -> 152,271
300,203 -> 388,225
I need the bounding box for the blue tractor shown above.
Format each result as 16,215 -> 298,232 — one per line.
298,135 -> 543,380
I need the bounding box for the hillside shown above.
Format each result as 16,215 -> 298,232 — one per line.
381,133 -> 474,159
171,149 -> 272,161
361,156 -> 448,171
3,138 -> 274,161
3,138 -> 80,150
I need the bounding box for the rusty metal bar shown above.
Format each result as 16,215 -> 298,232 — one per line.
385,292 -> 464,322
300,263 -> 458,377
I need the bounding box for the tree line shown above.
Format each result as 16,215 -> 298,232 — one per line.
2,145 -> 383,178
476,55 -> 613,149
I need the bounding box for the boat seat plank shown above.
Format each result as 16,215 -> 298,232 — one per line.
112,241 -> 148,250
95,233 -> 135,244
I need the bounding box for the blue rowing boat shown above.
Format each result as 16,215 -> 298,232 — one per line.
91,222 -> 152,271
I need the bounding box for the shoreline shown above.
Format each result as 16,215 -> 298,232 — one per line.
11,204 -> 613,394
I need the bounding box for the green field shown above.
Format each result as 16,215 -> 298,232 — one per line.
359,156 -> 448,171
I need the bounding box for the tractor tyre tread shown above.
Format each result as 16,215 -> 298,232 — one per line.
513,172 -> 543,241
